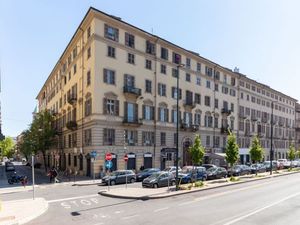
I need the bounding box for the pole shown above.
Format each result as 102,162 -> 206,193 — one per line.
125,161 -> 128,189
270,101 -> 274,175
175,65 -> 180,191
32,155 -> 35,200
93,158 -> 95,183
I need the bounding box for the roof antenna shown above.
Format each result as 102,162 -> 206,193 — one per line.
151,28 -> 154,34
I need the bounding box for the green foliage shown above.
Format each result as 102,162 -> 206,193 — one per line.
225,132 -> 239,168
194,181 -> 204,187
0,137 -> 15,158
18,130 -> 34,160
288,145 -> 296,162
229,176 -> 240,182
188,135 -> 205,166
249,136 -> 264,164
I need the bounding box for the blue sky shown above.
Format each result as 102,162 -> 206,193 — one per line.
1,0 -> 300,137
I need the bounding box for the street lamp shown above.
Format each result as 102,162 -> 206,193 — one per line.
270,101 -> 276,175
176,63 -> 184,191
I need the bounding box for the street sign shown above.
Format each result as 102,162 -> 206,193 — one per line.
124,154 -> 128,162
91,151 -> 97,159
105,160 -> 113,169
105,153 -> 112,161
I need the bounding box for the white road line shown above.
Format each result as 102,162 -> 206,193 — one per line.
47,194 -> 99,203
153,207 -> 169,212
178,201 -> 194,206
121,214 -> 139,220
223,191 -> 300,225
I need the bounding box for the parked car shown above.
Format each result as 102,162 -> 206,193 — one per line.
179,166 -> 207,183
142,172 -> 176,188
202,164 -> 218,170
263,161 -> 280,171
5,162 -> 15,172
102,170 -> 136,185
278,159 -> 291,168
163,166 -> 182,174
228,165 -> 251,176
206,167 -> 228,180
136,168 -> 160,182
250,163 -> 266,174
291,160 -> 300,167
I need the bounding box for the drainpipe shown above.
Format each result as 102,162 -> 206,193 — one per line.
153,36 -> 159,167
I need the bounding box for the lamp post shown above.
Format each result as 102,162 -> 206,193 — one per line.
176,63 -> 184,191
270,101 -> 274,175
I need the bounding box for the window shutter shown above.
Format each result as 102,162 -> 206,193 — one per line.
115,100 -> 119,116
172,87 -> 175,98
124,74 -> 128,86
165,109 -> 169,122
124,102 -> 128,119
158,84 -> 161,95
158,108 -> 161,121
112,71 -> 115,84
142,105 -> 145,119
172,110 -> 174,122
179,89 -> 182,99
103,98 -> 107,114
135,103 -> 138,121
151,106 -> 155,120
103,69 -> 107,83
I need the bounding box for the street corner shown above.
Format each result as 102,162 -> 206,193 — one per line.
0,198 -> 48,225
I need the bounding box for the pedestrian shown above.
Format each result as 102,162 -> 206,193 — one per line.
21,176 -> 28,188
140,165 -> 145,171
48,166 -> 58,183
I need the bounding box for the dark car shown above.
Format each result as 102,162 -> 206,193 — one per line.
102,170 -> 136,185
136,168 -> 160,182
142,172 -> 176,188
202,164 -> 218,170
207,167 -> 228,180
179,166 -> 207,183
250,163 -> 266,174
5,162 -> 15,172
228,165 -> 251,176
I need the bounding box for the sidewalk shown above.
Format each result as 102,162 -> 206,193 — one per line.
0,198 -> 48,225
99,170 -> 300,200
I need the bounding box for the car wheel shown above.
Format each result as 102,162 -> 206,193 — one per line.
130,178 -> 135,183
8,179 -> 13,185
171,181 -> 176,186
110,180 -> 116,186
202,176 -> 207,181
153,183 -> 158,188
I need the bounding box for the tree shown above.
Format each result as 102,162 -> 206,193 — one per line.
287,144 -> 296,168
0,137 -> 15,158
188,135 -> 205,183
225,131 -> 239,176
249,136 -> 264,175
18,130 -> 34,161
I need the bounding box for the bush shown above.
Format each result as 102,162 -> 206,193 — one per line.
194,181 -> 204,188
229,176 -> 240,182
187,184 -> 193,190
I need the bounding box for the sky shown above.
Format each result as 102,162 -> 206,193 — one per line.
0,0 -> 300,137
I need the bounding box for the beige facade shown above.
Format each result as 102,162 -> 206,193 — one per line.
36,7 -> 297,177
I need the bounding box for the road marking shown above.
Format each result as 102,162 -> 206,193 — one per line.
114,211 -> 122,214
121,215 -> 139,220
178,201 -> 194,206
223,191 -> 300,225
47,194 -> 99,203
153,207 -> 169,213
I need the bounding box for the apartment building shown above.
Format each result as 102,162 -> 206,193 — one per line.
295,103 -> 300,150
36,7 -> 296,176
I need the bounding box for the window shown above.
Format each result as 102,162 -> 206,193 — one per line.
206,136 -> 211,147
73,47 -> 77,59
240,92 -> 244,99
161,47 -> 168,60
205,66 -> 213,76
172,68 -> 179,78
194,113 -> 201,125
143,105 -> 154,120
107,46 -> 115,58
103,128 -> 115,145
73,64 -> 77,75
194,93 -> 201,104
159,107 -> 169,122
196,76 -> 201,85
214,117 -> 219,128
124,74 -> 135,87
183,112 -> 192,125
173,52 -> 181,64
87,26 -> 91,39
222,86 -> 229,94
172,110 -> 181,123
158,83 -> 166,96
206,80 -> 211,88
205,115 -> 213,127
197,63 -> 201,72
142,131 -> 155,146
87,71 -> 91,86
68,134 -> 72,148
231,77 -> 236,86
146,41 -> 155,54
161,132 -> 166,146
215,83 -> 219,91
186,58 -> 191,69
128,53 -> 135,64
145,80 -> 152,93
103,98 -> 119,116
85,98 -> 92,116
125,33 -> 135,48
103,69 -> 115,85
72,133 -> 77,147
231,103 -> 234,112
104,24 -> 119,41
172,87 -> 182,99
186,73 -> 191,82
215,99 -> 219,109
125,130 -> 138,145
230,89 -> 236,96
87,47 -> 91,59
68,55 -> 71,66
214,71 -> 220,80
145,59 -> 152,70
205,96 -> 210,106
124,102 -> 138,122
84,129 -> 92,146
161,64 -> 166,74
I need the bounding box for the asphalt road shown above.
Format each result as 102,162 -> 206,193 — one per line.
3,172 -> 300,225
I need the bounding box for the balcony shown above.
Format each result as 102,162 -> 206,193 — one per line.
251,116 -> 258,122
54,127 -> 63,136
123,86 -> 141,97
66,121 -> 77,131
221,108 -> 231,116
191,124 -> 200,132
123,117 -> 143,126
67,94 -> 77,105
183,99 -> 196,109
221,126 -> 232,134
180,121 -> 190,130
239,113 -> 247,119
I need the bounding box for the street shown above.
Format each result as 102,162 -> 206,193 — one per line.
1,170 -> 300,225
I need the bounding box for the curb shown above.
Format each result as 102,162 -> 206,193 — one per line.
72,182 -> 103,187
98,171 -> 300,200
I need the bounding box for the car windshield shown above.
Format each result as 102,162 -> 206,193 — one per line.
142,168 -> 151,173
110,171 -> 119,176
207,167 -> 217,172
233,166 -> 241,169
147,173 -> 161,179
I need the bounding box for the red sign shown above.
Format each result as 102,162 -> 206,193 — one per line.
105,153 -> 112,161
124,154 -> 128,162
